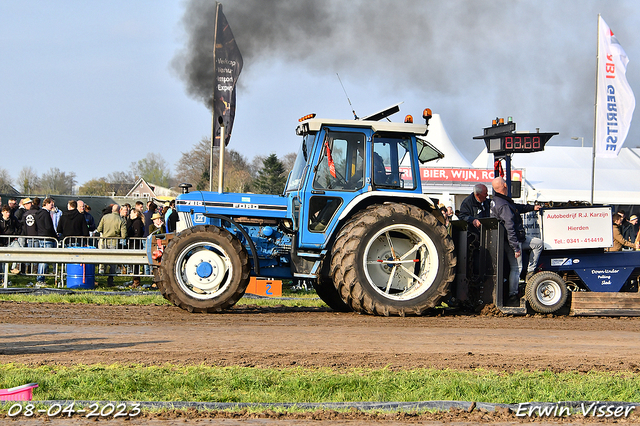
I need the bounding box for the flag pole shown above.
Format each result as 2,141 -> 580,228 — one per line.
209,113 -> 215,192
209,2 -> 221,192
218,123 -> 225,193
590,14 -> 600,205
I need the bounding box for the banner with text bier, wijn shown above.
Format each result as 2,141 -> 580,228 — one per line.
213,3 -> 243,147
596,16 -> 635,158
400,167 -> 523,183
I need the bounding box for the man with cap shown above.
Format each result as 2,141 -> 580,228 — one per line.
21,198 -> 37,238
148,213 -> 164,235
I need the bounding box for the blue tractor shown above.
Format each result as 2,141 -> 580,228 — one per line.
150,106 -> 456,315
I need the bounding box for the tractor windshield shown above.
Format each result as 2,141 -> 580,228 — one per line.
286,133 -> 316,192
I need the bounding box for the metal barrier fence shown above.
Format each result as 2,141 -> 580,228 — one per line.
0,235 -> 150,289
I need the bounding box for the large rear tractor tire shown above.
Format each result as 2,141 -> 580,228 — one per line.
160,225 -> 250,313
525,271 -> 568,314
330,203 -> 456,316
312,271 -> 353,312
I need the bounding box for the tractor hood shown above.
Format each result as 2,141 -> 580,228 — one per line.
176,191 -> 289,219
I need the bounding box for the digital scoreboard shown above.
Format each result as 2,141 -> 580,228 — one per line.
473,118 -> 557,155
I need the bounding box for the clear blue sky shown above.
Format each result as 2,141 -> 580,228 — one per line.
1,0 -> 640,187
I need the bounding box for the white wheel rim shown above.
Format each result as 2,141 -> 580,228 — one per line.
363,223 -> 439,301
536,280 -> 562,306
174,241 -> 232,300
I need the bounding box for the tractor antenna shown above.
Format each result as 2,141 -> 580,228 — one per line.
337,73 -> 358,119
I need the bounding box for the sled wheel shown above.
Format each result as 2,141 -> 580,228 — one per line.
330,203 -> 456,316
525,271 -> 568,314
160,225 -> 250,313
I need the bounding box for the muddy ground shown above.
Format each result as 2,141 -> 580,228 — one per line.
2,301 -> 640,424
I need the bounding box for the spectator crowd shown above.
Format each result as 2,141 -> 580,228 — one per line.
0,196 -> 179,287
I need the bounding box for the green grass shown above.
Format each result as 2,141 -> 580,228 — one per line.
0,274 -> 323,308
0,292 -> 173,306
0,293 -> 324,308
0,291 -> 323,308
0,364 -> 638,404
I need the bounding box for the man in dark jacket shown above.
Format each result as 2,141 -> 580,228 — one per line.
0,204 -> 21,274
15,199 -> 27,223
143,201 -> 157,238
166,199 -> 179,233
490,177 -> 542,300
35,197 -> 58,284
36,198 -> 58,240
76,200 -> 96,233
0,205 -> 20,246
458,184 -> 490,230
57,200 -> 90,240
619,210 -> 635,244
8,198 -> 18,219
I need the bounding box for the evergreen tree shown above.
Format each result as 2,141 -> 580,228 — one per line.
253,154 -> 286,195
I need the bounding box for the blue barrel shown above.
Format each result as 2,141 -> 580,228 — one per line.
66,247 -> 96,289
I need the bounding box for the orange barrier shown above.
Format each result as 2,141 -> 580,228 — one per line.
245,277 -> 282,297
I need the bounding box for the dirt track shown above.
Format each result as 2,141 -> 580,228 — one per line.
4,301 -> 640,424
1,301 -> 640,372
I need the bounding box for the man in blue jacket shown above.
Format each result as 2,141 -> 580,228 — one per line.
490,177 -> 542,300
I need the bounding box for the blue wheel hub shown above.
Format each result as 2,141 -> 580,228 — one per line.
196,261 -> 214,278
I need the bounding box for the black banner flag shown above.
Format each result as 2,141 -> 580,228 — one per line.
213,3 -> 243,147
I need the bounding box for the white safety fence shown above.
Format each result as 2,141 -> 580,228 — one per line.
0,235 -> 150,288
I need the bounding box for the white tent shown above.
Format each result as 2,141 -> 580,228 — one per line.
472,146 -> 640,205
417,114 -> 476,207
420,114 -> 474,168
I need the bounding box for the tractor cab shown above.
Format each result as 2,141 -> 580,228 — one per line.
286,106 -> 442,249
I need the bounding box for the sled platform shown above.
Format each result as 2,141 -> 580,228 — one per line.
570,292 -> 640,316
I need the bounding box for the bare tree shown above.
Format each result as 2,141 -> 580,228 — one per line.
222,150 -> 253,193
78,178 -> 112,196
17,166 -> 39,194
175,138 -> 211,190
282,152 -> 297,175
107,170 -> 136,184
174,138 -> 253,192
0,168 -> 13,193
39,168 -> 77,195
130,153 -> 172,187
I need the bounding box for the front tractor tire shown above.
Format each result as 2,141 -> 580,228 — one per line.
330,203 -> 456,316
159,225 -> 250,313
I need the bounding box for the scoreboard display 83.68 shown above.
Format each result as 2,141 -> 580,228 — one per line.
487,134 -> 550,154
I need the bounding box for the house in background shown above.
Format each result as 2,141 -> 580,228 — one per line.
126,178 -> 178,200
0,183 -> 21,196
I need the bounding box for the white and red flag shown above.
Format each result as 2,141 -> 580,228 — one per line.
595,16 -> 635,158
